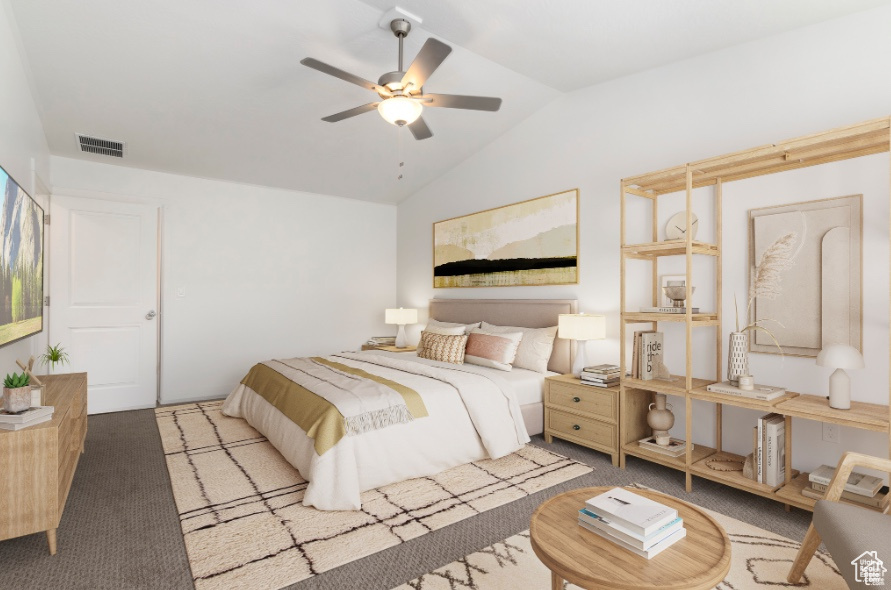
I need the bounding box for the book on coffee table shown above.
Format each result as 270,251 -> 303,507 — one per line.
579,508 -> 684,549
585,487 -> 678,537
578,519 -> 686,559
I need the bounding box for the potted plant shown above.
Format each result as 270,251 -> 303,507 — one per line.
3,372 -> 31,413
39,343 -> 70,374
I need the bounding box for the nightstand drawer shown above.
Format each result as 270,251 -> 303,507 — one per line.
547,382 -> 616,422
547,409 -> 615,448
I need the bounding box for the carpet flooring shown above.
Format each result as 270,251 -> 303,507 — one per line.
0,406 -> 816,590
155,401 -> 591,590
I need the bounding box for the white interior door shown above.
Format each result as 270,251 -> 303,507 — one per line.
49,196 -> 159,414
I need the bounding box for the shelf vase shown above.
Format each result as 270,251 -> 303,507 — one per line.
646,393 -> 674,446
728,331 -> 749,386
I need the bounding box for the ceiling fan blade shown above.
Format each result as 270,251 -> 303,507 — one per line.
321,103 -> 380,122
301,58 -> 388,94
401,38 -> 452,91
408,116 -> 433,140
421,93 -> 502,111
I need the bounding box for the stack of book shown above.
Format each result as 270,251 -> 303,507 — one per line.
366,336 -> 396,347
0,406 -> 54,431
800,465 -> 888,508
580,364 -> 620,388
754,413 -> 785,485
630,331 -> 663,381
578,487 -> 686,559
636,436 -> 692,458
706,381 -> 786,402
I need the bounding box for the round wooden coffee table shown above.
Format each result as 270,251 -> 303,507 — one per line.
530,487 -> 731,590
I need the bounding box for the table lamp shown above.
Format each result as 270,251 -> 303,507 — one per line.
385,307 -> 418,349
558,313 -> 606,376
816,343 -> 864,410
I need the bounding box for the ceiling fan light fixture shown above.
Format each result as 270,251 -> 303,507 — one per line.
378,96 -> 422,126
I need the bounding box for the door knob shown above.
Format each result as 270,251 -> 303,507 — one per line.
146,310 -> 157,320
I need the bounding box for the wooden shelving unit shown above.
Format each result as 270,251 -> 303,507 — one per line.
618,116 -> 891,512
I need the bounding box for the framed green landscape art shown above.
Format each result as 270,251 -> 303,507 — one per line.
433,189 -> 579,288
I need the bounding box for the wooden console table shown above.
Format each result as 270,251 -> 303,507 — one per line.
0,373 -> 88,554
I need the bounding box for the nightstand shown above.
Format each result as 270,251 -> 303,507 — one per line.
544,374 -> 620,466
360,344 -> 417,352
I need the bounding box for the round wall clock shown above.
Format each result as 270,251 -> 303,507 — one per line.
665,211 -> 699,241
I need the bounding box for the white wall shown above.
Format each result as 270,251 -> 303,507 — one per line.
397,5 -> 891,471
51,157 -> 397,404
0,0 -> 51,371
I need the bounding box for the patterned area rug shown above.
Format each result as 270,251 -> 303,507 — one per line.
395,487 -> 845,590
155,401 -> 593,590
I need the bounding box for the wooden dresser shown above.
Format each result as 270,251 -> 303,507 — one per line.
544,374 -> 620,466
0,373 -> 87,554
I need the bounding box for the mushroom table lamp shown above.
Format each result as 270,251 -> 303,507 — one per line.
816,343 -> 865,410
558,313 -> 606,376
385,307 -> 418,349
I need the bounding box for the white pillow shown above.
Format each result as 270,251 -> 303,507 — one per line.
426,318 -> 480,335
480,322 -> 557,373
464,328 -> 523,372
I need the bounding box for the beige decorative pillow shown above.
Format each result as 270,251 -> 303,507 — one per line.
416,331 -> 468,365
427,318 -> 480,335
465,328 -> 523,371
416,324 -> 466,356
480,322 -> 558,373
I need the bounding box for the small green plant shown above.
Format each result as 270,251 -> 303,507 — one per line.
4,372 -> 30,389
39,343 -> 70,371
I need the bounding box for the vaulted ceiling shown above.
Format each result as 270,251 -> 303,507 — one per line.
9,0 -> 891,203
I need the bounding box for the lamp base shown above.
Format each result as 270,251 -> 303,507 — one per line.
828,368 -> 851,410
571,340 -> 589,376
395,325 -> 408,349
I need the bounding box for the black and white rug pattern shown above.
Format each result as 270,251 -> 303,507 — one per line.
155,401 -> 593,590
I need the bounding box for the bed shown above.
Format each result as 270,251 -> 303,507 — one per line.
222,298 -> 577,511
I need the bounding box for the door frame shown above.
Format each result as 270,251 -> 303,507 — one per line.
47,187 -> 164,407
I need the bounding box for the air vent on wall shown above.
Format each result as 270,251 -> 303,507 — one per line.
75,133 -> 126,158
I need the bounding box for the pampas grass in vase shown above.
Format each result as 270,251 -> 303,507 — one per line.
729,232 -> 798,384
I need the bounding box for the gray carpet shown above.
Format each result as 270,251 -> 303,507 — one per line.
0,408 -> 814,590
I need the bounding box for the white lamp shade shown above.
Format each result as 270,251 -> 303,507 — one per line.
385,308 -> 418,326
558,314 -> 606,341
816,343 -> 864,369
377,96 -> 423,126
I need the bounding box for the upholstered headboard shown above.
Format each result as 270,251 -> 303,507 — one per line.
428,299 -> 578,374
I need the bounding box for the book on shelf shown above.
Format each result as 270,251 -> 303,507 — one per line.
579,508 -> 684,550
0,414 -> 52,430
637,436 -> 690,457
583,364 -> 620,374
584,487 -> 678,537
802,483 -> 889,508
0,405 -> 54,424
809,465 -> 883,497
705,382 -> 786,401
639,307 -> 700,314
631,331 -> 651,379
761,413 -> 785,486
578,519 -> 686,559
639,332 -> 663,381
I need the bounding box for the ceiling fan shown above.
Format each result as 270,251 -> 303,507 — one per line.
300,18 -> 502,140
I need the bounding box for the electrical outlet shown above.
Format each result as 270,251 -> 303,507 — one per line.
175,286 -> 186,298
823,422 -> 840,444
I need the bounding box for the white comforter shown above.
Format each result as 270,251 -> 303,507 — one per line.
221,351 -> 530,510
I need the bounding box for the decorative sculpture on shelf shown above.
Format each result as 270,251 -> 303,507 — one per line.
646,393 -> 674,446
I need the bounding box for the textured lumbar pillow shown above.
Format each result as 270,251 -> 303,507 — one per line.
416,324 -> 466,356
464,328 -> 523,371
416,331 -> 468,364
480,322 -> 557,373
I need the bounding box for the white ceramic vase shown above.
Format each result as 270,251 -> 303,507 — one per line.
728,331 -> 749,386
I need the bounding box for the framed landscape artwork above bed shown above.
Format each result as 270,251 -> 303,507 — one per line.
433,189 -> 579,288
